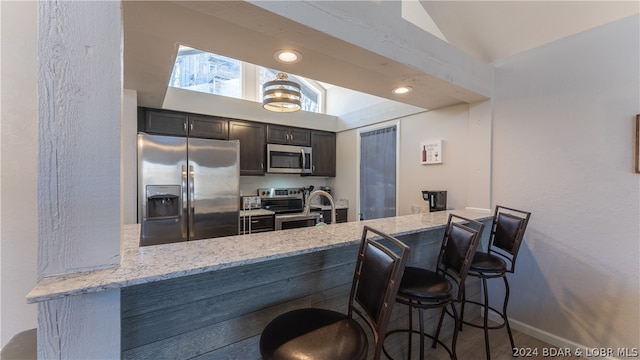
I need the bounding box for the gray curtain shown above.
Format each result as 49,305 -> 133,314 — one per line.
359,125 -> 396,220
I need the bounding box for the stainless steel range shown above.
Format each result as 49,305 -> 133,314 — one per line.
257,188 -> 320,230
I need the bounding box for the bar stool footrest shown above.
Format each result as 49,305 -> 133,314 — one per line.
458,299 -> 508,330
382,328 -> 456,360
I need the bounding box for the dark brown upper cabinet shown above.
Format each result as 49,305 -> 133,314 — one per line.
266,125 -> 311,146
309,130 -> 336,177
187,114 -> 228,139
229,120 -> 266,176
139,108 -> 228,140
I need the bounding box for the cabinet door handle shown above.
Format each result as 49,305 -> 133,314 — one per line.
183,121 -> 188,133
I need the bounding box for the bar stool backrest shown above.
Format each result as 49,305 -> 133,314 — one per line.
488,206 -> 532,273
437,214 -> 485,302
349,226 -> 410,360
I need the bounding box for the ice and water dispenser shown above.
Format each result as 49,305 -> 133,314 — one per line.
146,185 -> 181,219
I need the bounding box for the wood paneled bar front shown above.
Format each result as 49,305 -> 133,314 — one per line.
27,209 -> 491,359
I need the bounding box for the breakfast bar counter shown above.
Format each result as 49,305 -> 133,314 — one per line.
27,209 -> 490,303
27,209 -> 491,359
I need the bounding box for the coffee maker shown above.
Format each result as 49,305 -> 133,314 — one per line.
422,190 -> 447,212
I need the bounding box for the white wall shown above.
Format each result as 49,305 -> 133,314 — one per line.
491,14 -> 639,350
334,102 -> 491,221
0,0 -> 38,348
325,85 -> 387,116
467,100 -> 493,210
399,103 -> 471,214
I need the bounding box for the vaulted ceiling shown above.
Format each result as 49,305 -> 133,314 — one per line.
123,1 -> 638,112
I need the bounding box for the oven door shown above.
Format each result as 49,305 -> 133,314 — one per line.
275,213 -> 319,230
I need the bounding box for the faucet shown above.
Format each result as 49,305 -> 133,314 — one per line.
303,190 -> 336,225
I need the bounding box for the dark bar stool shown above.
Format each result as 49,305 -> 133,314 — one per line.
259,225 -> 410,360
459,205 -> 531,360
384,214 -> 485,360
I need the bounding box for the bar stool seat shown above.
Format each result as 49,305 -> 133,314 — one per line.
469,252 -> 506,272
399,267 -> 452,301
260,308 -> 367,359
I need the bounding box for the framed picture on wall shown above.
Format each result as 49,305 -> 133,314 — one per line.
636,115 -> 640,174
420,140 -> 442,165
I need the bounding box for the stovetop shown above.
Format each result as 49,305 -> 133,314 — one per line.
257,188 -> 306,214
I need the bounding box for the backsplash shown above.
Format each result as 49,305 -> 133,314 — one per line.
239,174 -> 330,196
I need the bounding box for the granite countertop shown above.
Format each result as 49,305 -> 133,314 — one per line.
26,209 -> 490,303
240,209 -> 275,217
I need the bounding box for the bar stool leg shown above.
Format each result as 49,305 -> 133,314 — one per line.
407,303 -> 414,360
482,277 -> 491,360
419,307 -> 426,360
459,286 -> 466,331
433,306 -> 446,349
450,303 -> 460,360
503,276 -> 515,350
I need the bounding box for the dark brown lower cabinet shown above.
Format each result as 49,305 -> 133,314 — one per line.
241,215 -> 274,233
315,208 -> 347,224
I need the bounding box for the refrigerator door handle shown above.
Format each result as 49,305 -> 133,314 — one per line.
181,165 -> 188,239
189,164 -> 195,238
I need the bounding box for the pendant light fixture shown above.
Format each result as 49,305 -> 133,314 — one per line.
262,72 -> 302,112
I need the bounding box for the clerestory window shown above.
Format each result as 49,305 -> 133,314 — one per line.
170,46 -> 241,99
170,45 -> 324,113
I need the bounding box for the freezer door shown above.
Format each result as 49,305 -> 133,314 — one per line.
138,133 -> 188,245
188,138 -> 240,240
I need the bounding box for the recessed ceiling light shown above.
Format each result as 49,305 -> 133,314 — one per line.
392,86 -> 413,95
274,50 -> 302,64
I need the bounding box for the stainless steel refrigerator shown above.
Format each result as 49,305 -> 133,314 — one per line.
138,133 -> 240,246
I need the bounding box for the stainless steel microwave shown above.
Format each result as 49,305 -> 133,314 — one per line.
267,144 -> 312,174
